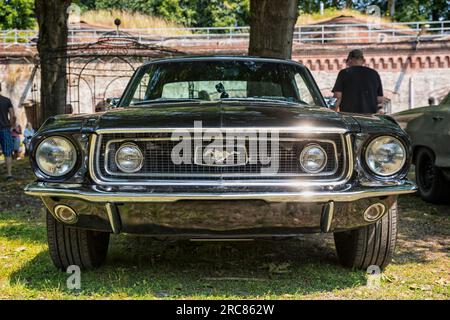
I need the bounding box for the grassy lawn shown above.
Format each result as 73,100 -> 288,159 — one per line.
0,160 -> 449,300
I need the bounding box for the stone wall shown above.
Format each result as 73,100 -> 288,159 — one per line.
66,59 -> 141,114
0,62 -> 34,129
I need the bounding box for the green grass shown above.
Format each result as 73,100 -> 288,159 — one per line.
80,9 -> 191,35
0,160 -> 449,300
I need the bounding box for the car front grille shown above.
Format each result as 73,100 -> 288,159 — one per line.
92,131 -> 349,182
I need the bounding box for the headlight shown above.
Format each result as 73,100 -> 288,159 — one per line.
365,136 -> 406,176
299,144 -> 327,173
115,143 -> 143,173
36,136 -> 77,177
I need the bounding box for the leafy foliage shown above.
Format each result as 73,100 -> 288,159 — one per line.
0,0 -> 35,29
0,0 -> 449,31
91,0 -> 450,26
391,0 -> 449,22
93,0 -> 249,27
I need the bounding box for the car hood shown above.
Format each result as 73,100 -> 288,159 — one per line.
93,102 -> 358,133
38,102 -> 403,135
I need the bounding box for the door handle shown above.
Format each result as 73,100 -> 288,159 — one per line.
432,116 -> 444,121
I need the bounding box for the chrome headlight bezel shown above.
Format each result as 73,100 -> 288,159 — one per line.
364,135 -> 407,177
299,143 -> 328,174
115,142 -> 144,173
35,136 -> 78,178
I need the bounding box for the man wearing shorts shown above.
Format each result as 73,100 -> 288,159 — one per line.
0,88 -> 15,180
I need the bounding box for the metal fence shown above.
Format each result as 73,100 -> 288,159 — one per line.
1,20 -> 449,46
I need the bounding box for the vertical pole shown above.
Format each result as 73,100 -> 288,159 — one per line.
322,26 -> 325,44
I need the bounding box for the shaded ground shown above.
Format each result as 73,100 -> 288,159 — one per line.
0,160 -> 449,299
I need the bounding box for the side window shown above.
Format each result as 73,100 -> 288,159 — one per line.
131,72 -> 150,103
294,73 -> 315,105
162,82 -> 190,99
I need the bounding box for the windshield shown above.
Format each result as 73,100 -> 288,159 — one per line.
120,59 -> 325,107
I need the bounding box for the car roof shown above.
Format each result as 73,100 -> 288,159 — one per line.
140,55 -> 305,68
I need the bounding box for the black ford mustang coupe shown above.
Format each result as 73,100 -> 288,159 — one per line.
25,56 -> 416,270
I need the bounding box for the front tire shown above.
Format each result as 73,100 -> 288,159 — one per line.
415,148 -> 450,203
334,202 -> 398,270
46,210 -> 110,270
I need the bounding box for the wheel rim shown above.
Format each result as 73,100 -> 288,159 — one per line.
418,154 -> 435,191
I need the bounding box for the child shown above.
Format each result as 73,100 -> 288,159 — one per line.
23,122 -> 35,155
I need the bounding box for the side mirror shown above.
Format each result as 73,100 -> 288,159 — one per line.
324,96 -> 337,109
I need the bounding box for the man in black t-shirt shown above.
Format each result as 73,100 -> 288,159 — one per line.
332,49 -> 384,114
0,85 -> 15,180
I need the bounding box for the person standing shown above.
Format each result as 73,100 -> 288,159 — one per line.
332,49 -> 384,114
0,87 -> 15,180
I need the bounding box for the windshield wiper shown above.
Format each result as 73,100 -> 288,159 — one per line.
220,97 -> 307,106
131,98 -> 203,106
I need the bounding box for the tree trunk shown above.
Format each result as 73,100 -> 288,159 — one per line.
388,0 -> 396,17
35,0 -> 71,123
248,0 -> 299,59
345,0 -> 353,9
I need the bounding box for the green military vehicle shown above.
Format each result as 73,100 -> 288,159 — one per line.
393,92 -> 450,203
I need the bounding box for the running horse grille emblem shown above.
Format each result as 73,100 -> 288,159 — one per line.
194,146 -> 248,166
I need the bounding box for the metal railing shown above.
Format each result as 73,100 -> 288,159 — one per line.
1,20 -> 449,46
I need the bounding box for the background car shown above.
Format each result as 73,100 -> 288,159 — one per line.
393,91 -> 450,203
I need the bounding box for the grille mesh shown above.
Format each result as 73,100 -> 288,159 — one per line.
95,132 -> 346,181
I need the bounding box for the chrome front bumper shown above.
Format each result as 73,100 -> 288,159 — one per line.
24,181 -> 416,235
24,181 -> 417,203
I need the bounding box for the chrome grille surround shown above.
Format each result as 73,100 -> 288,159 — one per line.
89,128 -> 353,186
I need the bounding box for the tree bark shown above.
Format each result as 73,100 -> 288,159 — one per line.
345,0 -> 353,9
248,0 -> 299,59
388,0 -> 396,17
35,0 -> 71,123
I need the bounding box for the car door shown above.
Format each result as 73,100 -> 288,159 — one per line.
394,92 -> 450,167
430,95 -> 450,167
416,93 -> 450,167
